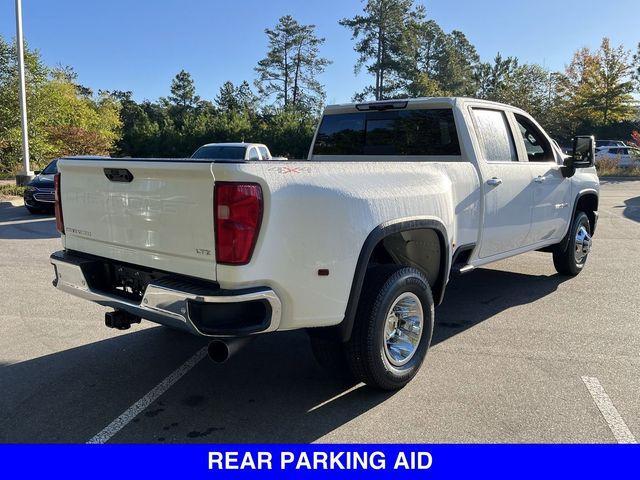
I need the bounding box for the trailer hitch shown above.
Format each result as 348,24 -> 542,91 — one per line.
105,309 -> 142,330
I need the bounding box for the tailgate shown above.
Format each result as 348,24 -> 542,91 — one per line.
58,159 -> 217,281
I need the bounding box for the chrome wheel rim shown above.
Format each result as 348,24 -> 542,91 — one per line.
383,292 -> 423,367
574,224 -> 592,263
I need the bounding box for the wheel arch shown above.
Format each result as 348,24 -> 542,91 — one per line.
336,217 -> 450,342
574,190 -> 598,234
555,189 -> 598,253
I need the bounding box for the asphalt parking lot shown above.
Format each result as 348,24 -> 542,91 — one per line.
0,179 -> 638,443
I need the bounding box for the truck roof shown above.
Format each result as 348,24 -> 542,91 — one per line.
323,97 -> 521,114
198,142 -> 267,148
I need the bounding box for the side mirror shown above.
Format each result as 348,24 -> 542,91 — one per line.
34,170 -> 41,175
561,135 -> 595,178
571,135 -> 595,168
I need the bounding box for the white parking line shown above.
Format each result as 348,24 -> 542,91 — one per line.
0,217 -> 55,226
87,346 -> 208,444
581,376 -> 637,444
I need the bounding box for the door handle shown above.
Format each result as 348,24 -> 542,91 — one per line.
534,175 -> 546,183
487,177 -> 503,186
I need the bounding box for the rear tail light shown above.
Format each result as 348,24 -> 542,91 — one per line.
214,182 -> 263,265
54,172 -> 64,233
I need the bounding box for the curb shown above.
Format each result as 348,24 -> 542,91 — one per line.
0,196 -> 24,206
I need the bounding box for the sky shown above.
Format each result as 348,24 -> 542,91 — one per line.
1,0 -> 639,104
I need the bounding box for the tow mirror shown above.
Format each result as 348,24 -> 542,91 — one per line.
562,135 -> 595,177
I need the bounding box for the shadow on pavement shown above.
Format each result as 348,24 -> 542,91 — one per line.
434,267 -> 570,345
0,202 -> 57,240
622,196 -> 640,223
0,267 -> 569,443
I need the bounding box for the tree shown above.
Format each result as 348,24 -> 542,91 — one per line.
400,17 -> 447,96
215,80 -> 258,112
595,38 -> 636,124
436,30 -> 480,96
340,0 -> 421,100
0,35 -> 120,174
558,38 -> 635,127
475,53 -> 519,100
168,69 -> 199,108
255,15 -> 330,110
632,42 -> 640,91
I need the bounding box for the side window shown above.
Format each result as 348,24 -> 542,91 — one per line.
513,114 -> 553,162
258,146 -> 270,160
471,109 -> 518,162
248,147 -> 260,160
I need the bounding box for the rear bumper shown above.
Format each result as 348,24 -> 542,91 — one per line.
50,250 -> 281,338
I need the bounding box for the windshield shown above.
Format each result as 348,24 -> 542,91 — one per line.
191,146 -> 246,160
41,159 -> 58,175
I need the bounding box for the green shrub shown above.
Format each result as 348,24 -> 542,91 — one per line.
0,184 -> 26,197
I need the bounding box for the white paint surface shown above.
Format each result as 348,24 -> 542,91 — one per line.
581,376 -> 636,444
87,347 -> 208,444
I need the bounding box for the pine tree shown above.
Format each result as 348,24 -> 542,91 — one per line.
216,81 -> 258,112
168,70 -> 199,108
340,0 -> 421,100
255,15 -> 330,110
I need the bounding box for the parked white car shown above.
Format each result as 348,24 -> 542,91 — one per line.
595,139 -> 626,148
595,145 -> 640,167
50,97 -> 599,390
191,142 -> 272,160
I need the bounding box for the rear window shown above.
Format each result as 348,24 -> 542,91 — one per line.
191,146 -> 246,160
312,109 -> 460,156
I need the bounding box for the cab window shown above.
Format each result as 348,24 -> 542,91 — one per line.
312,109 -> 460,156
513,114 -> 554,162
248,147 -> 260,160
258,146 -> 270,159
471,108 -> 518,162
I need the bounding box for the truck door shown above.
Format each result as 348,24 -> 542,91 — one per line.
511,113 -> 571,245
470,107 -> 533,259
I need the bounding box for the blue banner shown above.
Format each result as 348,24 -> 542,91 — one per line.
1,444 -> 638,479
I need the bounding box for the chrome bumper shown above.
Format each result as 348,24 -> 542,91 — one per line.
50,251 -> 281,338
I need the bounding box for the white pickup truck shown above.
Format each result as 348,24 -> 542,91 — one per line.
50,97 -> 599,390
191,142 -> 274,161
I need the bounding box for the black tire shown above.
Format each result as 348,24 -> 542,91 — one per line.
345,265 -> 434,390
553,211 -> 591,276
308,334 -> 353,380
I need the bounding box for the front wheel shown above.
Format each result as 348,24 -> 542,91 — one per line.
553,211 -> 592,276
345,265 -> 434,390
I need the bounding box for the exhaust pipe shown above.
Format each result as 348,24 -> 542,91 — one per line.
207,337 -> 252,363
